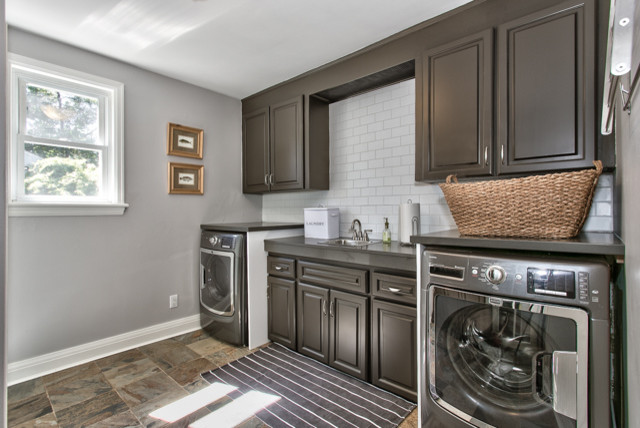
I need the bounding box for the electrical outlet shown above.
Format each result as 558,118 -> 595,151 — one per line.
169,294 -> 178,309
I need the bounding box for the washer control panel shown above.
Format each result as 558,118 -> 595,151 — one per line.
425,249 -> 610,315
201,231 -> 240,251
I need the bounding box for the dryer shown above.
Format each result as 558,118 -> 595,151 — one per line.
200,231 -> 246,346
419,247 -> 612,428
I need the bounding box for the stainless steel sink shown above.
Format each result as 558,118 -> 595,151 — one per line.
318,238 -> 381,247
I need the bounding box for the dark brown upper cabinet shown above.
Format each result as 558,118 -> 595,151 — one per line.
242,95 -> 329,194
418,29 -> 494,180
497,0 -> 595,174
270,96 -> 304,191
242,107 -> 269,193
417,0 -> 596,182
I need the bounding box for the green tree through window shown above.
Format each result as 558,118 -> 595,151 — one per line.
23,84 -> 101,196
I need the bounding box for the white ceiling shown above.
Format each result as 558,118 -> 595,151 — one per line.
6,0 -> 472,99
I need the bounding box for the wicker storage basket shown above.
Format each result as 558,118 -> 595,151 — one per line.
439,161 -> 603,239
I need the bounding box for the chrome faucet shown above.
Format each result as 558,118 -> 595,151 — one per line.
349,219 -> 363,240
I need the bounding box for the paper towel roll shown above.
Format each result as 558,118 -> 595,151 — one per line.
399,199 -> 420,246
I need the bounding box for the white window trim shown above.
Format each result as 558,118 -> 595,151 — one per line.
8,53 -> 128,217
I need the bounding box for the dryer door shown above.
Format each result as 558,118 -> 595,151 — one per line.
200,249 -> 235,316
427,285 -> 589,428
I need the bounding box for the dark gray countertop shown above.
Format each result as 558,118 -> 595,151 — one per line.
264,236 -> 417,272
410,229 -> 625,258
200,222 -> 303,232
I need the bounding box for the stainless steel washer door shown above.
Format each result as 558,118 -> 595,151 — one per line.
428,285 -> 589,428
200,248 -> 235,316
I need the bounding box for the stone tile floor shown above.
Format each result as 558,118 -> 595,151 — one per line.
7,330 -> 418,427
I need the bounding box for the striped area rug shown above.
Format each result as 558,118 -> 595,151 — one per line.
200,343 -> 415,427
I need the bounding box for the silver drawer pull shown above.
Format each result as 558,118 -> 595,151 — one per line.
388,287 -> 402,293
274,265 -> 288,271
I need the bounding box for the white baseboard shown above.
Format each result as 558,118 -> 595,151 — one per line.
7,314 -> 203,386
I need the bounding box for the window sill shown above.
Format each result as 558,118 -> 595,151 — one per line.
8,202 -> 129,217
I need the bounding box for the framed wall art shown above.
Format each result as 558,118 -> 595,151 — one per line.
167,122 -> 203,159
168,162 -> 204,195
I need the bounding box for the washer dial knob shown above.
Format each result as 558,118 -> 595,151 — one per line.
209,236 -> 219,246
486,265 -> 506,285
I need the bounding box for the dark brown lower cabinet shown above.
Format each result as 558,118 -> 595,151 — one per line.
371,299 -> 417,401
297,283 -> 330,363
330,290 -> 368,380
267,276 -> 296,349
297,283 -> 368,380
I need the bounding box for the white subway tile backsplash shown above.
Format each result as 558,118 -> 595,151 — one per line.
384,118 -> 402,129
367,102 -> 384,115
596,202 -> 612,216
375,110 -> 393,122
392,84 -> 410,98
583,216 -> 613,232
262,79 -> 614,237
375,129 -> 393,140
358,94 -> 375,108
384,98 -> 402,111
353,125 -> 369,136
383,176 -> 402,186
391,125 -> 412,138
367,122 -> 383,133
598,174 -> 613,186
593,186 -> 612,202
368,159 -> 384,170
384,157 -> 403,168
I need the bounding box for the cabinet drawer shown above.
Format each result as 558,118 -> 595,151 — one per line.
298,261 -> 368,294
267,256 -> 295,279
372,272 -> 416,305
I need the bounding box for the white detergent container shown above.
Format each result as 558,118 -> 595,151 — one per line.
399,199 -> 420,246
304,207 -> 340,239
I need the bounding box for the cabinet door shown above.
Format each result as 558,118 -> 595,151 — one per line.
329,290 -> 368,381
418,29 -> 493,180
242,107 -> 270,193
270,96 -> 304,191
497,0 -> 595,174
371,300 -> 417,401
297,283 -> 329,364
267,276 -> 296,349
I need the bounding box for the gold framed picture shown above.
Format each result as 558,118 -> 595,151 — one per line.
167,123 -> 203,159
168,162 -> 203,195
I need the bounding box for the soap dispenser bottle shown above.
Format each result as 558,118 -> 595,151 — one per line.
382,217 -> 391,244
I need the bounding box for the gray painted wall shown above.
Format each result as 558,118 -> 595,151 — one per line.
617,2 -> 640,424
2,0 -> 8,422
6,28 -> 261,363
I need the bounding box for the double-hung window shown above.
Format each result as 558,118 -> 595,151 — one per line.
8,54 -> 127,216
